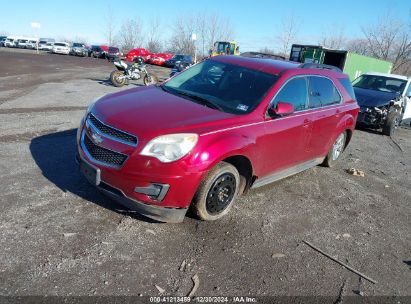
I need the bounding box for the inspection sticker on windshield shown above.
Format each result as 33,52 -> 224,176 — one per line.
236,104 -> 249,111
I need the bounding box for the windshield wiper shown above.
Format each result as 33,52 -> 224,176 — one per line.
174,90 -> 224,111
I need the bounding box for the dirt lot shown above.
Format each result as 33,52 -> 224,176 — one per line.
0,47 -> 410,300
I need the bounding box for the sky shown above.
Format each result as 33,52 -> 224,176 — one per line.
1,0 -> 410,52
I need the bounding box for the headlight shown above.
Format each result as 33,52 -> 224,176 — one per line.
141,133 -> 198,163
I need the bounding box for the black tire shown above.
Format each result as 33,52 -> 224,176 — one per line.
143,74 -> 158,86
323,131 -> 347,168
382,110 -> 401,136
110,70 -> 126,87
191,162 -> 240,221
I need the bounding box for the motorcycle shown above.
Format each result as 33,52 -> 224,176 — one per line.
110,56 -> 158,87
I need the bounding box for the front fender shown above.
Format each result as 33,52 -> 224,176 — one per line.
192,133 -> 258,173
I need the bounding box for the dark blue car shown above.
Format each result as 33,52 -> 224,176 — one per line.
353,72 -> 411,136
165,54 -> 193,68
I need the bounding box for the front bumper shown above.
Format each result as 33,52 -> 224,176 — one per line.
75,116 -> 205,223
76,152 -> 188,223
357,106 -> 384,127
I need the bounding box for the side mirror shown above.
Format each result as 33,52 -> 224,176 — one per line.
268,102 -> 294,117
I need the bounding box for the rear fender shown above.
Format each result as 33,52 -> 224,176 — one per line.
326,113 -> 356,152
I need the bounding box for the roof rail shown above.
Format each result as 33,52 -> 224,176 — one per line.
241,52 -> 286,61
299,63 -> 342,72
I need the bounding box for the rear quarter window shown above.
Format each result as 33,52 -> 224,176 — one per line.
339,78 -> 356,101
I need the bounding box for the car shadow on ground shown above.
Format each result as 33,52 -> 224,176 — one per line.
30,128 -> 155,223
89,78 -> 144,88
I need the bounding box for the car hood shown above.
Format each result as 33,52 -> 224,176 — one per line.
92,86 -> 241,141
354,87 -> 398,108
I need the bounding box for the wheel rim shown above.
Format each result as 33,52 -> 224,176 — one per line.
114,72 -> 124,84
332,133 -> 345,161
205,173 -> 236,215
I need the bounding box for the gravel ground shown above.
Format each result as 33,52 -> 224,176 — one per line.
0,48 -> 410,300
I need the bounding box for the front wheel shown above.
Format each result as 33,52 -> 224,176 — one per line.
323,131 -> 347,167
191,162 -> 240,221
110,70 -> 126,87
143,74 -> 158,86
382,110 -> 401,136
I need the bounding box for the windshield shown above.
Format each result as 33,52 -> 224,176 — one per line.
173,55 -> 184,60
163,60 -> 278,114
54,43 -> 67,47
109,47 -> 119,52
353,75 -> 406,94
72,43 -> 83,47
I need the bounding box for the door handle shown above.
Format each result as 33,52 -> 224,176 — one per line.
303,119 -> 310,124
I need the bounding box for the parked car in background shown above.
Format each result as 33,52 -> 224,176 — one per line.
126,48 -> 152,62
70,43 -> 88,57
77,56 -> 358,223
0,37 -> 6,47
149,53 -> 173,66
165,54 -> 193,68
4,38 -> 17,47
354,72 -> 411,135
25,40 -> 38,49
89,45 -> 106,58
40,42 -> 54,51
52,42 -> 70,55
106,46 -> 122,61
17,39 -> 29,48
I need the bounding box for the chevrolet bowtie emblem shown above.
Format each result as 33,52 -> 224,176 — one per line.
91,132 -> 104,144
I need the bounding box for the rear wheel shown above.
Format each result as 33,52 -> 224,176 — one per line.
143,74 -> 158,86
191,162 -> 240,221
382,110 -> 401,136
110,70 -> 126,87
323,131 -> 346,167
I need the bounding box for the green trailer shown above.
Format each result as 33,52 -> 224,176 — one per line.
289,44 -> 392,80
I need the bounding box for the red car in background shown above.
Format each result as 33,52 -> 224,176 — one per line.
148,53 -> 174,66
126,48 -> 152,62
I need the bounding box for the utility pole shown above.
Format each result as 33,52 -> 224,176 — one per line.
31,22 -> 41,54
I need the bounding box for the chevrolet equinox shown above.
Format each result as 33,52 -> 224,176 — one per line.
77,56 -> 359,222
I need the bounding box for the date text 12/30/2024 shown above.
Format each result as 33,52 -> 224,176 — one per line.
149,296 -> 258,303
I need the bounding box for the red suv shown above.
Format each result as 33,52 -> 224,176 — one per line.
77,56 -> 359,223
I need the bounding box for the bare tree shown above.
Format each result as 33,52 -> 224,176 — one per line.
117,18 -> 144,51
73,36 -> 89,44
362,13 -> 411,73
146,16 -> 162,53
196,13 -> 208,56
205,13 -> 234,54
103,7 -> 116,46
168,15 -> 196,55
276,15 -> 300,56
167,12 -> 235,56
320,25 -> 346,49
345,38 -> 370,56
259,47 -> 276,55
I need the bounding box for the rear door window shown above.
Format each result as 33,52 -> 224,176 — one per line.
272,77 -> 308,111
308,76 -> 341,108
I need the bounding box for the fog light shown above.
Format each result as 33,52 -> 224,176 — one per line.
134,183 -> 170,201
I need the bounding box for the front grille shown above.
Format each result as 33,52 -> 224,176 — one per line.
88,114 -> 138,145
83,134 -> 127,166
